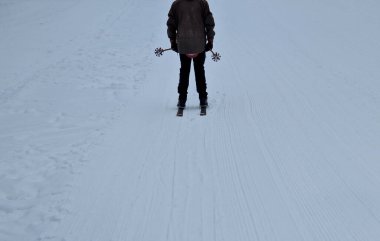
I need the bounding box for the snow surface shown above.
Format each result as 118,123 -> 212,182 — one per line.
1,0 -> 380,240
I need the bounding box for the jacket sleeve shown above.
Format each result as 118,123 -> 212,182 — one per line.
167,3 -> 177,40
202,0 -> 215,41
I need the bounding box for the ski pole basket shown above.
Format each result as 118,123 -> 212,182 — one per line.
211,50 -> 221,62
154,47 -> 171,57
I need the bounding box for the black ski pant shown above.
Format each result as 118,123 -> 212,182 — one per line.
178,52 -> 208,101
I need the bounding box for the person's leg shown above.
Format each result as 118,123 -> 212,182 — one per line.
178,54 -> 191,106
193,52 -> 208,105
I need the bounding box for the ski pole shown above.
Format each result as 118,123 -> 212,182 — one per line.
155,46 -> 221,62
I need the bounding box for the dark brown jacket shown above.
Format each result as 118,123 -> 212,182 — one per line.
167,0 -> 215,54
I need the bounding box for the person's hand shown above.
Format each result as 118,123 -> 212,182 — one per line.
205,40 -> 213,52
170,39 -> 178,52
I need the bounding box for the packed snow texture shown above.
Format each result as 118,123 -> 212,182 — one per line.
1,0 -> 380,240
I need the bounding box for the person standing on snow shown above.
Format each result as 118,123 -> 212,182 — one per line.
167,0 -> 215,108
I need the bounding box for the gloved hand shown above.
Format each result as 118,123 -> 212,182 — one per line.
170,39 -> 178,53
205,40 -> 213,52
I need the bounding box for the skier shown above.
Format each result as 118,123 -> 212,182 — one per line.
167,0 -> 215,111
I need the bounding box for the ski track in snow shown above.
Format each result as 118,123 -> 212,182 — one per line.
1,0 -> 380,241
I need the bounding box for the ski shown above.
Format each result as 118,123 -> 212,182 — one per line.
176,107 -> 184,117
200,106 -> 207,116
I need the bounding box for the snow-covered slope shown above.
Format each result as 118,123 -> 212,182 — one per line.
1,0 -> 380,240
